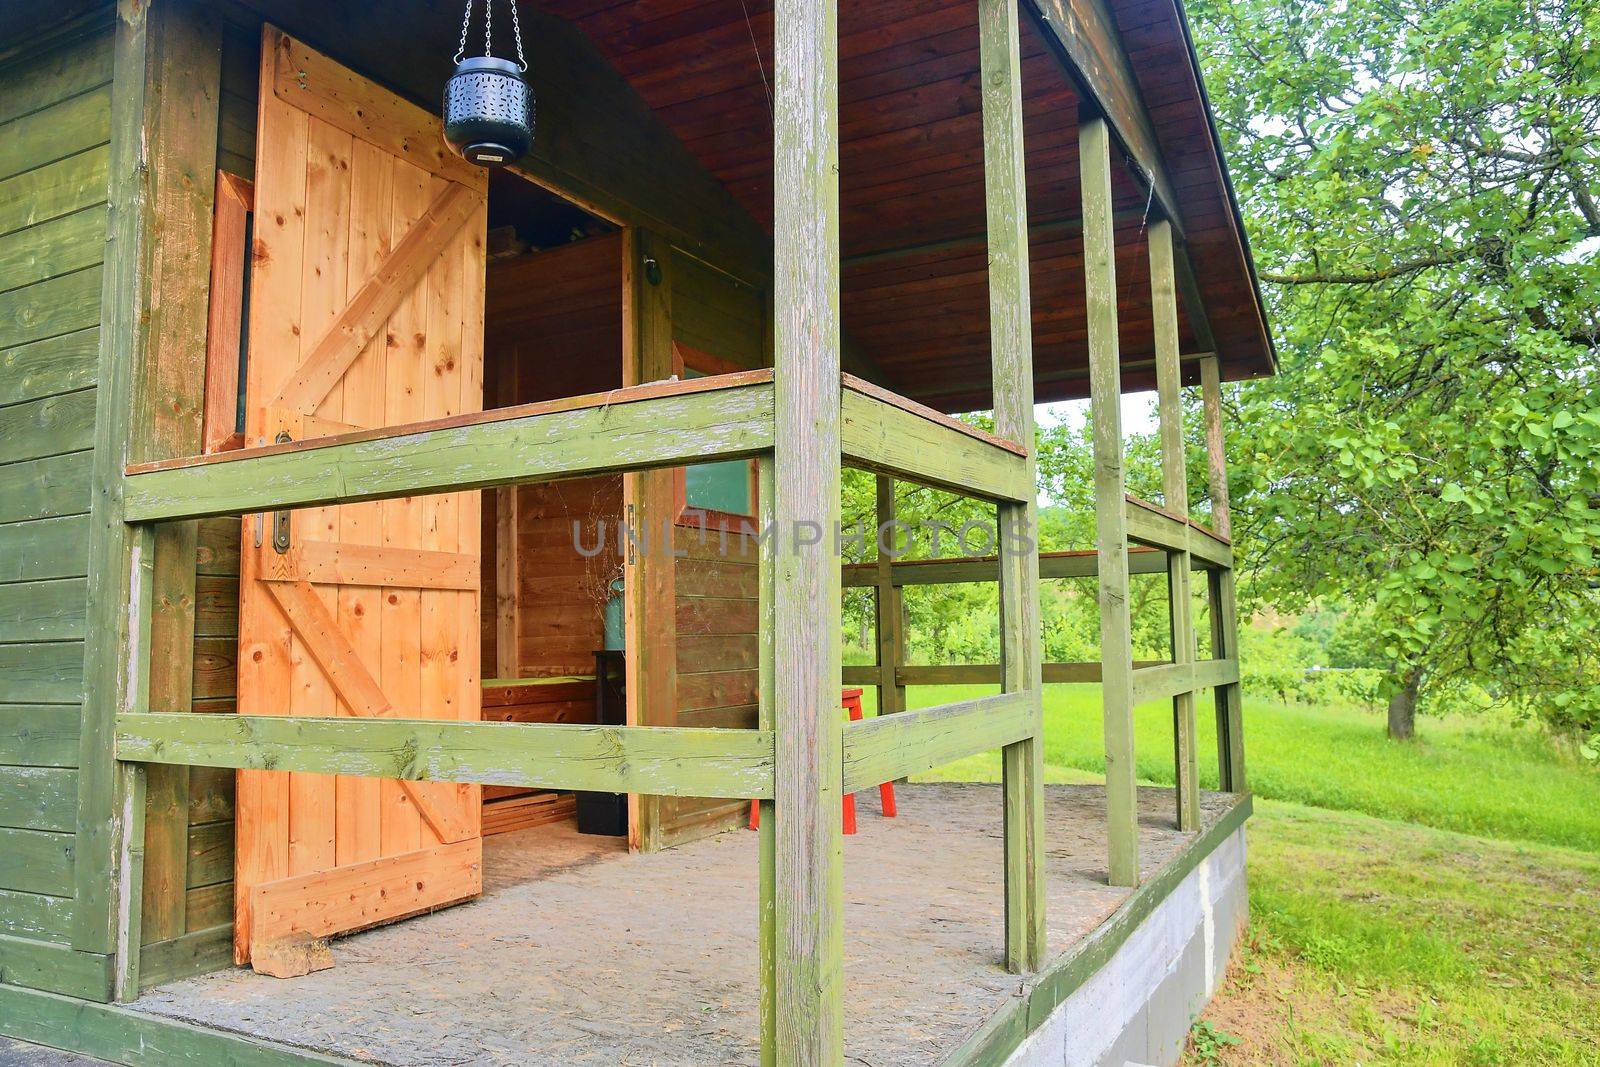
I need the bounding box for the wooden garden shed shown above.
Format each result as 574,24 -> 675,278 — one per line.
0,0 -> 1269,1063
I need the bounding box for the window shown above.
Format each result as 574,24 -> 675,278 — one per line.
202,171 -> 254,454
674,344 -> 758,533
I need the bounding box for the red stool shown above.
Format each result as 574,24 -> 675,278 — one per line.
749,688 -> 897,835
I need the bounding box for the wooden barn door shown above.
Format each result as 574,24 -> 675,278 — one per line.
233,27 -> 489,975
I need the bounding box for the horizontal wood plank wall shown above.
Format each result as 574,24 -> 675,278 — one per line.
658,249 -> 766,849
0,17 -> 114,998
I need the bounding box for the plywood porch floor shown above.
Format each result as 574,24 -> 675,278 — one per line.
128,784 -> 1235,1065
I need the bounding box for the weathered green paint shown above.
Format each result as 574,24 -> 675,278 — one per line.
0,145 -> 111,240
0,888 -> 75,942
0,206 -> 106,293
871,475 -> 906,722
0,828 -> 76,897
0,327 -> 101,409
0,451 -> 92,526
123,379 -> 778,522
840,387 -> 1032,503
0,933 -> 113,1001
841,693 -> 1035,793
839,547 -> 1177,587
0,706 -> 81,768
1149,219 -> 1200,832
0,642 -> 85,704
772,0 -> 846,1057
0,767 -> 79,833
756,454 -> 777,1067
0,389 -> 98,466
132,0 -> 221,958
0,578 -> 88,643
942,795 -> 1254,1066
1081,114 -> 1139,887
0,515 -> 91,583
74,0 -> 148,963
116,714 -> 777,800
1129,659 -> 1240,706
0,981 -> 361,1065
1199,354 -> 1247,793
980,0 -> 1047,975
0,29 -> 113,126
1124,499 -> 1233,569
0,86 -> 112,183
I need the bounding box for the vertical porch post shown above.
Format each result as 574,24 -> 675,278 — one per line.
873,475 -> 904,722
769,0 -> 845,1059
1201,356 -> 1247,792
979,0 -> 1047,971
1149,220 -> 1201,830
76,0 -> 155,977
1080,113 -> 1139,886
622,227 -> 678,853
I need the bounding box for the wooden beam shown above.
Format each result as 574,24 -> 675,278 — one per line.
128,0 -> 222,958
1027,0 -> 1181,231
75,0 -> 153,975
771,0 -> 845,1057
1150,219 -> 1200,831
122,373 -> 776,522
840,207 -> 1150,269
622,227 -> 678,854
981,0 -> 1047,975
755,454 -> 777,1067
115,714 -> 775,799
1082,115 -> 1139,888
1130,659 -> 1240,706
1124,495 -> 1233,570
841,378 -> 1033,503
1200,355 -> 1246,792
1200,355 -> 1231,539
841,693 -> 1036,792
872,476 -> 906,722
840,546 -> 1175,587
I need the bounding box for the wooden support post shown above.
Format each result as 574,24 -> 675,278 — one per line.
493,353 -> 520,679
980,0 -> 1047,972
1081,114 -> 1139,886
872,475 -> 905,721
756,454 -> 777,1067
1149,220 -> 1200,831
1201,356 -> 1246,793
135,0 -> 222,951
622,227 -> 678,853
76,0 -> 156,973
770,0 -> 845,1058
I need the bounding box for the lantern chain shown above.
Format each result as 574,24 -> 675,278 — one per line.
453,0 -> 527,71
454,0 -> 474,63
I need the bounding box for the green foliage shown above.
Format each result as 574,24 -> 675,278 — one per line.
1188,0 -> 1600,735
903,684 -> 1600,851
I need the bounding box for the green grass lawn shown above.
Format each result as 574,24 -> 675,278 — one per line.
867,682 -> 1600,1064
872,682 -> 1600,853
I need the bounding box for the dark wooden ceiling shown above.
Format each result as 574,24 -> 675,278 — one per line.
541,0 -> 1272,411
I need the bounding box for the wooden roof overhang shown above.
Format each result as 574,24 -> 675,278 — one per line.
537,0 -> 1275,411
13,0 -> 1273,413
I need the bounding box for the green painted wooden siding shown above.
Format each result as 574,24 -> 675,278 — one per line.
0,23 -> 113,968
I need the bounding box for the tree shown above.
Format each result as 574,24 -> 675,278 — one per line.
1189,0 -> 1600,739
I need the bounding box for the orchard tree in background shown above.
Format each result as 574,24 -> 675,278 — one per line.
1189,0 -> 1600,739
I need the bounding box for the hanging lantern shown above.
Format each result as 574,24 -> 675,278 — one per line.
444,0 -> 534,167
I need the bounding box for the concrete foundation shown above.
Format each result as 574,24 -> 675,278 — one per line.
1005,825 -> 1248,1067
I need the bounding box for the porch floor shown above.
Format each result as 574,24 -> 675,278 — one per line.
127,784 -> 1235,1065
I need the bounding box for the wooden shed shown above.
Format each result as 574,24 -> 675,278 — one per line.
0,0 -> 1268,1063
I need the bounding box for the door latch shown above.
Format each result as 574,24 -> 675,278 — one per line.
271,430 -> 292,554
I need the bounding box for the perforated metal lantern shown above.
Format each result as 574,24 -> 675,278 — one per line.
444,56 -> 534,167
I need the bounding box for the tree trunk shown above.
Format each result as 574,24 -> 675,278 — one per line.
1387,666 -> 1423,740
